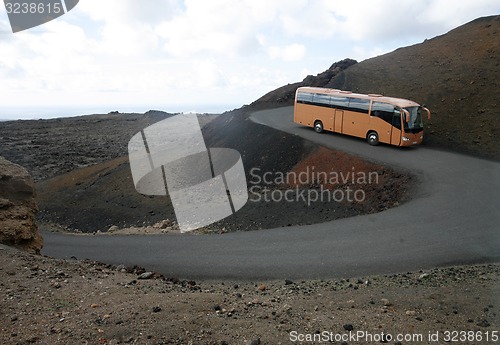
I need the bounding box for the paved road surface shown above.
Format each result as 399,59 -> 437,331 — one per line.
42,107 -> 500,280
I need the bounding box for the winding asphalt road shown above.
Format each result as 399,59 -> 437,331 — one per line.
42,107 -> 500,280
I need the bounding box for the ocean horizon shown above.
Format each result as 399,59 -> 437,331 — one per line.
0,104 -> 240,121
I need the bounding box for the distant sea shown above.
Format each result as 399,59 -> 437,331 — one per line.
0,104 -> 240,121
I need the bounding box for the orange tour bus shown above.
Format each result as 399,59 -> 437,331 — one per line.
293,87 -> 431,146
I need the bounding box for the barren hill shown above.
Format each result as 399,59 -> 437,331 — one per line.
253,16 -> 500,158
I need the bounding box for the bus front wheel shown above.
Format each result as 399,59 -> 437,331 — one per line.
367,131 -> 379,146
314,121 -> 323,133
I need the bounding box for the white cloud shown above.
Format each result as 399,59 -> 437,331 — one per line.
192,59 -> 226,88
155,0 -> 268,57
351,46 -> 388,62
421,0 -> 500,29
276,0 -> 499,42
268,44 -> 306,61
278,0 -> 343,38
77,0 -> 181,25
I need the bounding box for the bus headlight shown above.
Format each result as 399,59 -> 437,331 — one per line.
402,137 -> 410,142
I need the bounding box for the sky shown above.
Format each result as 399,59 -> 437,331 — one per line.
0,0 -> 498,119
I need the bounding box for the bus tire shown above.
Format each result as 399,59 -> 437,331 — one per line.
314,120 -> 323,133
367,131 -> 379,146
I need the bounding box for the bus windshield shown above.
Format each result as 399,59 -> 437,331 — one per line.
404,106 -> 424,132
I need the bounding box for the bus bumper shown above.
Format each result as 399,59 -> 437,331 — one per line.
401,133 -> 424,146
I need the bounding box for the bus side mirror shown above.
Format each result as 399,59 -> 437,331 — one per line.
422,107 -> 431,121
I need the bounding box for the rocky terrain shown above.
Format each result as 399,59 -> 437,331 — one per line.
0,110 -> 177,182
0,157 -> 42,253
1,244 -> 498,345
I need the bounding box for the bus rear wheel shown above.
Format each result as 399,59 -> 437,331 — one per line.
314,120 -> 323,133
367,131 -> 379,146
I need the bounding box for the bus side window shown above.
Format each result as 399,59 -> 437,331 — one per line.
372,102 -> 394,124
348,98 -> 370,114
297,92 -> 313,104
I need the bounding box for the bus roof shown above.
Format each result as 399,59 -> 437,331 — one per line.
296,86 -> 421,108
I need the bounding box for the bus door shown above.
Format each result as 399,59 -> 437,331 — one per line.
334,110 -> 343,133
371,101 -> 393,144
390,108 -> 402,146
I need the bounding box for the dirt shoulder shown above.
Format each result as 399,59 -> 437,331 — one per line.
1,244 -> 498,345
